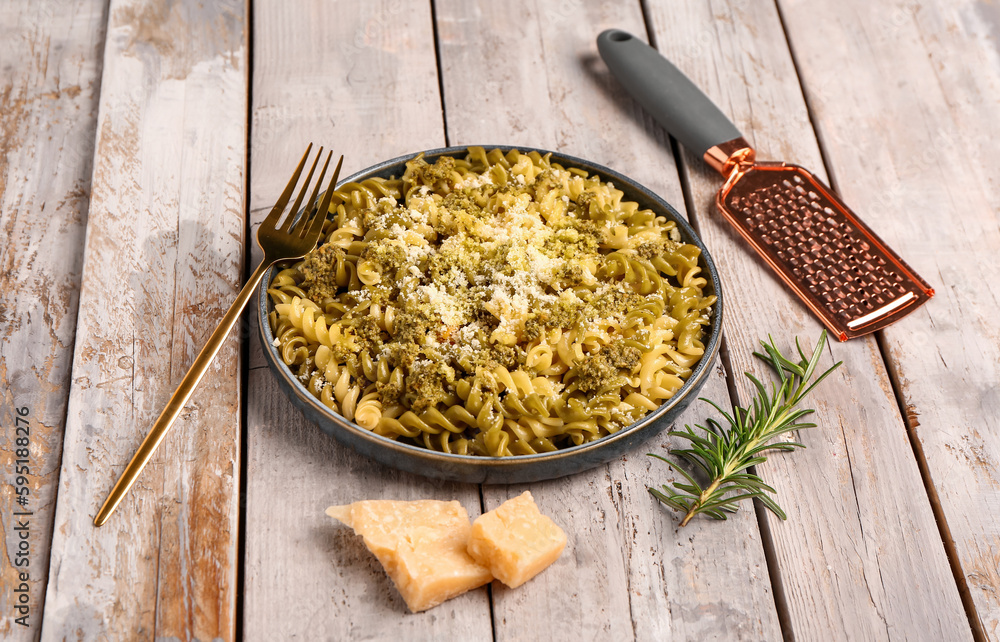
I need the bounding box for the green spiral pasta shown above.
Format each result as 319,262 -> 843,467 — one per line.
267,147 -> 715,457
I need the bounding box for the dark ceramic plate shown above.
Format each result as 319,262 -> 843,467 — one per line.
257,145 -> 723,483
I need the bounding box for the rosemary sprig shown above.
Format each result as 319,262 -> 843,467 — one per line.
648,331 -> 841,526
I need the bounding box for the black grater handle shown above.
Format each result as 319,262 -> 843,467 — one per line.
597,29 -> 743,159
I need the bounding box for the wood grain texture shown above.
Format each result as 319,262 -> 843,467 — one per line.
0,1 -> 108,639
645,0 -> 973,639
436,1 -> 782,639
241,2 -> 491,639
776,0 -> 1000,637
12,0 -> 992,638
40,0 -> 247,639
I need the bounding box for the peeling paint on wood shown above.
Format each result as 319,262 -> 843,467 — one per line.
0,1 -> 108,639
40,0 -> 247,639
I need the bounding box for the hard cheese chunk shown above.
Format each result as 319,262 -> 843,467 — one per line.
326,499 -> 492,612
467,491 -> 566,588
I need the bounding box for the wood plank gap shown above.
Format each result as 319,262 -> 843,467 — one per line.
752,490 -> 795,642
720,327 -> 797,642
235,1 -> 256,641
873,330 -> 988,642
475,480 -> 495,639
440,0 -> 486,629
667,134 -> 699,231
487,582 -> 498,642
429,0 -> 450,148
152,512 -> 164,634
638,0 -> 659,50
770,0 -> 840,196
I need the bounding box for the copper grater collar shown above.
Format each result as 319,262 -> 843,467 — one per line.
707,138 -> 934,341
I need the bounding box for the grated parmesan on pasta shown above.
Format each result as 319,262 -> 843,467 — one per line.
266,147 -> 715,457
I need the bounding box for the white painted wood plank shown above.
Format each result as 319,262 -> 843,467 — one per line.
645,0 -> 972,640
241,2 -> 492,639
776,0 -> 1000,638
0,2 -> 107,638
436,1 -> 783,639
40,0 -> 247,639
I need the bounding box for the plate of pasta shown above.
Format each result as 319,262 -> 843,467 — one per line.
258,145 -> 723,483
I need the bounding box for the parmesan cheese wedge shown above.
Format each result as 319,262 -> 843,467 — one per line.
326,500 -> 493,613
466,491 -> 566,588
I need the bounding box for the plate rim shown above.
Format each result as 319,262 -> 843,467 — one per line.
256,144 -> 724,481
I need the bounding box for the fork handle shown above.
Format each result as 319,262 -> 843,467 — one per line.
94,259 -> 271,527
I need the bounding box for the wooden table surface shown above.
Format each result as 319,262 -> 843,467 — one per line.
2,0 -> 998,640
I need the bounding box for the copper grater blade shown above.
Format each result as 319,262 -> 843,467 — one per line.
598,29 -> 934,341
711,151 -> 933,340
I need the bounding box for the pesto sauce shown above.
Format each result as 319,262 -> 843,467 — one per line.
295,154 -> 700,419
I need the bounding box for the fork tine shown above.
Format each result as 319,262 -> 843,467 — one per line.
281,146 -> 323,233
261,143 -> 312,229
305,155 -> 345,241
292,150 -> 333,237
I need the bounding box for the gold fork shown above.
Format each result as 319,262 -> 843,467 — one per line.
94,145 -> 343,527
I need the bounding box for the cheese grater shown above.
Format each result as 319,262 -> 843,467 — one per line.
598,30 -> 933,341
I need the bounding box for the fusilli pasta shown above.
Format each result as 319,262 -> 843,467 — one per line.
267,148 -> 715,457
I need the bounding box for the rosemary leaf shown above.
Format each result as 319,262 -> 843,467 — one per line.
648,331 -> 841,526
